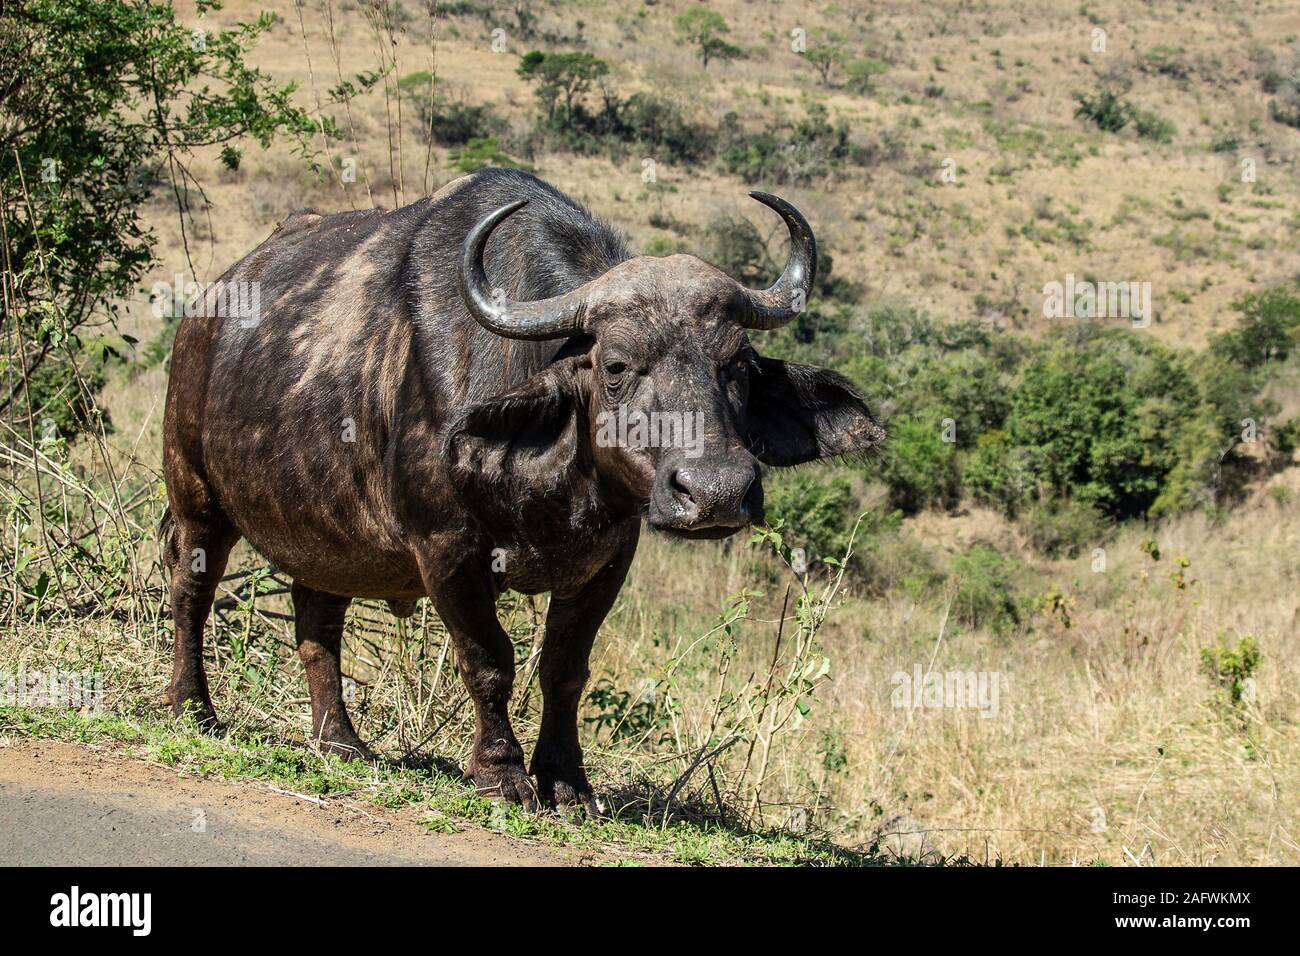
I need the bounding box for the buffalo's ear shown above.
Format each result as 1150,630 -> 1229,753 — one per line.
747,357 -> 885,466
446,359 -> 587,490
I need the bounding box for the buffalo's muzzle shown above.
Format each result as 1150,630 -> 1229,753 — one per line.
650,459 -> 762,536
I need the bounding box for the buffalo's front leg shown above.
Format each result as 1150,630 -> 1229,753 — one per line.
425,564 -> 537,811
532,534 -> 637,815
291,582 -> 372,761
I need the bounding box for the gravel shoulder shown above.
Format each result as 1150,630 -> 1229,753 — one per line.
0,739 -> 583,867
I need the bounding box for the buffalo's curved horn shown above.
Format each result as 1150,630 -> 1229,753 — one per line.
738,191 -> 818,330
458,200 -> 591,340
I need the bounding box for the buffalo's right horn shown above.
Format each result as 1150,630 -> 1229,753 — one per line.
458,200 -> 592,340
737,191 -> 818,330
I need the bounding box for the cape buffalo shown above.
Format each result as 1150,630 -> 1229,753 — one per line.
161,167 -> 884,813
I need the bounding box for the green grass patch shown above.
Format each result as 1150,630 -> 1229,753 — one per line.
0,706 -> 892,867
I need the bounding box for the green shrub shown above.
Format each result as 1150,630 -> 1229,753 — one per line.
620,92 -> 714,163
23,352 -> 112,438
416,96 -> 505,147
878,417 -> 961,514
1132,107 -> 1176,143
1074,88 -> 1175,142
1192,352 -> 1272,438
1269,417 -> 1300,456
948,545 -> 1020,634
1143,45 -> 1190,80
1200,635 -> 1261,707
1255,45 -> 1300,126
858,524 -> 943,598
762,472 -> 856,566
705,217 -> 853,312
964,431 -> 1033,515
643,236 -> 687,257
1074,88 -> 1130,132
451,137 -> 521,173
1148,415 -> 1230,518
828,291 -> 1290,525
1019,499 -> 1110,559
1269,96 -> 1300,128
705,214 -> 777,286
907,351 -> 1012,450
719,102 -> 864,186
1004,330 -> 1199,518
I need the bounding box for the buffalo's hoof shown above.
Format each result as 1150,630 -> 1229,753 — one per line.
536,771 -> 602,818
312,720 -> 376,763
318,735 -> 376,763
470,763 -> 540,813
165,688 -> 218,732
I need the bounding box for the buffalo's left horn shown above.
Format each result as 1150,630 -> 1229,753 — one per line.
738,191 -> 818,330
458,199 -> 592,340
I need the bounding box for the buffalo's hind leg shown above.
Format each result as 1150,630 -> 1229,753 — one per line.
162,508 -> 238,730
291,582 -> 373,761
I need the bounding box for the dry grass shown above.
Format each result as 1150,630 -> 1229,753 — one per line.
602,493 -> 1300,864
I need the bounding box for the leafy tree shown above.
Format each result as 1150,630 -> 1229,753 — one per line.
906,351 -> 1011,450
516,50 -> 609,126
804,29 -> 848,86
0,0 -> 311,437
673,6 -> 742,69
1211,285 -> 1300,369
1005,331 -> 1201,518
845,56 -> 889,94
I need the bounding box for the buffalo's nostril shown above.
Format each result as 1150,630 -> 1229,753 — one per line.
669,468 -> 696,504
